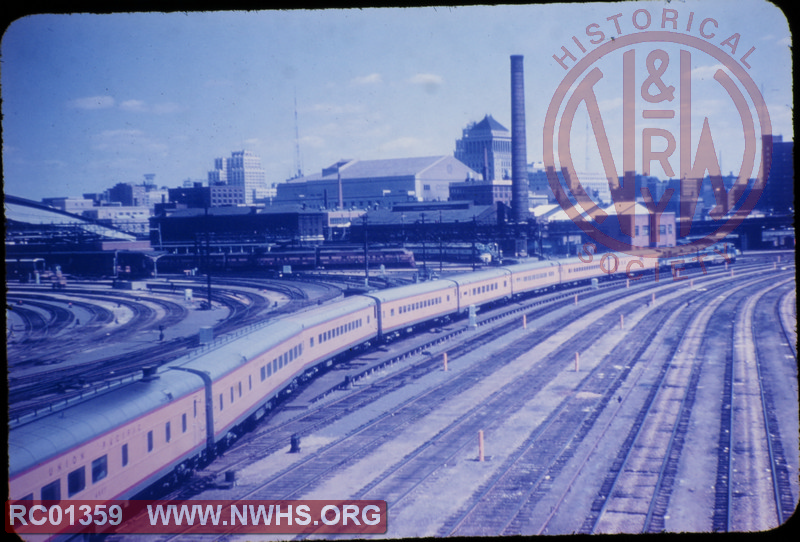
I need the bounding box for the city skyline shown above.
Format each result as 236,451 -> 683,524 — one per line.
1,2 -> 792,203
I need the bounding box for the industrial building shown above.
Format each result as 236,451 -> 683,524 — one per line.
349,201 -> 503,245
169,182 -> 247,208
449,178 -> 513,206
149,204 -> 327,251
273,156 -> 477,209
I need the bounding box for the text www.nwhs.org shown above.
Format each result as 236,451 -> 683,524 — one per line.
6,500 -> 387,535
147,502 -> 383,528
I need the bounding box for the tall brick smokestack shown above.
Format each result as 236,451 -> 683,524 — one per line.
510,55 -> 529,223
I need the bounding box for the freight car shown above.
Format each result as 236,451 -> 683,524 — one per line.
8,249 -> 726,505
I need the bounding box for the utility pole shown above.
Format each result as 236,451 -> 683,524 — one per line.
205,206 -> 212,308
293,92 -> 303,179
363,215 -> 369,285
472,215 -> 477,271
421,213 -> 427,279
439,209 -> 443,273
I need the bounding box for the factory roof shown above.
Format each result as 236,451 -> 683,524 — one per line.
289,155 -> 474,183
360,201 -> 497,226
4,194 -> 136,241
160,204 -> 324,218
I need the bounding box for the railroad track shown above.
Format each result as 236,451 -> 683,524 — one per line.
7,279 -> 339,421
580,275 -> 766,534
564,273 -> 796,534
110,266 -> 676,541
442,276 -> 737,536
127,265 -> 755,541
713,277 -> 796,531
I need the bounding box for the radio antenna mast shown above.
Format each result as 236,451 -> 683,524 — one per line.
293,92 -> 304,179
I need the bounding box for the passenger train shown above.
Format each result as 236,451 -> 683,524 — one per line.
8,245 -> 736,505
155,247 -> 416,274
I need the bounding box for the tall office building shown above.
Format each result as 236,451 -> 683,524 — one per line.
758,135 -> 794,214
228,150 -> 266,205
454,115 -> 512,182
208,151 -> 267,205
207,157 -> 228,184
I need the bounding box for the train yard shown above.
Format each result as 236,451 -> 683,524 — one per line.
7,276 -> 344,422
7,251 -> 797,537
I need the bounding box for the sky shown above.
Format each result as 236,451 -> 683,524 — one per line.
1,1 -> 793,202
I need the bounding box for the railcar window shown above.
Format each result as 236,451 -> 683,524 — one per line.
248,376 -> 252,391
147,430 -> 154,452
41,480 -> 60,501
194,400 -> 197,418
261,366 -> 266,381
273,359 -> 278,373
230,387 -> 234,403
391,308 -> 395,316
122,444 -> 129,467
92,455 -> 108,483
166,422 -> 171,443
182,413 -> 188,433
310,337 -> 315,347
68,467 -> 86,496
219,394 -> 224,411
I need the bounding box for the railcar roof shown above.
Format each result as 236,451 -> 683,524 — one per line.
172,318 -> 304,379
500,260 -> 560,273
9,369 -> 201,477
282,295 -> 376,327
448,267 -> 511,285
9,317 -> 306,477
361,279 -> 456,303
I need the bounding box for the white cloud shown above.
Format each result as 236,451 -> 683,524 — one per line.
351,73 -> 382,85
68,95 -> 115,109
691,64 -> 727,81
120,99 -> 147,112
91,129 -> 168,154
408,73 -> 444,87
